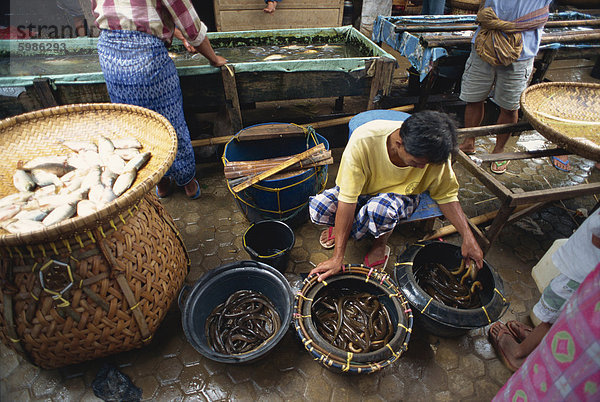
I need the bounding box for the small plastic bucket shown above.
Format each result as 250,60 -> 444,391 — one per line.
178,260 -> 293,364
243,220 -> 295,274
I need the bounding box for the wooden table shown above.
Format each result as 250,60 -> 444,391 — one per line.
455,122 -> 600,255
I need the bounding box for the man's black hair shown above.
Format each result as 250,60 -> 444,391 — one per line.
399,110 -> 458,164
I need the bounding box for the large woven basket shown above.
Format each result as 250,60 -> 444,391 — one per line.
0,104 -> 190,368
521,82 -> 600,161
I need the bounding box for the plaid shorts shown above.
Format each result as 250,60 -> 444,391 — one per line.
308,186 -> 419,240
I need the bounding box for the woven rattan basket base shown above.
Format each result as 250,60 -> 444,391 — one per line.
0,192 -> 188,369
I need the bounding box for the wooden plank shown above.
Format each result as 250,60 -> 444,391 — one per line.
218,9 -> 342,31
225,157 -> 333,179
483,200 -> 516,254
509,182 -> 600,207
457,121 -> 532,140
236,123 -> 306,141
216,0 -> 343,8
33,78 -> 59,108
232,143 -> 325,192
476,148 -> 570,162
455,150 -> 513,202
395,19 -> 600,33
367,59 -> 395,110
220,65 -> 243,134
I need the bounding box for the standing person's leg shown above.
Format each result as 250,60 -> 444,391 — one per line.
263,0 -> 279,13
97,30 -> 198,198
459,48 -> 495,154
489,57 -> 534,173
422,0 -> 446,15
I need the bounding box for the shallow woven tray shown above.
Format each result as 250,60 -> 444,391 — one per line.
521,82 -> 600,161
0,103 -> 177,246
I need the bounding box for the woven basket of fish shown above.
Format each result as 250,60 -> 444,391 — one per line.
394,241 -> 509,337
521,82 -> 600,161
0,103 -> 189,369
294,265 -> 413,374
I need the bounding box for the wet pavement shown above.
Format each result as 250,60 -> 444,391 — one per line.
1,124 -> 598,400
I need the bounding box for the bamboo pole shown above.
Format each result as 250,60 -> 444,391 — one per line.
232,143 -> 325,193
190,104 -> 416,148
421,204 -> 531,241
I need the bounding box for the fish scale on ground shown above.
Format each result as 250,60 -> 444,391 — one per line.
0,136 -> 151,234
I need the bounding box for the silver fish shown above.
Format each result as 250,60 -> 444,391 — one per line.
30,169 -> 62,187
76,200 -> 99,217
42,203 -> 76,226
61,140 -> 97,153
0,192 -> 33,209
81,166 -> 102,192
123,152 -> 151,172
21,155 -> 72,176
101,169 -> 118,188
114,148 -> 141,161
80,151 -> 103,168
4,219 -> 45,234
0,204 -> 21,222
14,208 -> 50,221
98,136 -> 115,156
67,153 -> 92,170
112,170 -> 136,197
33,184 -> 58,198
104,153 -> 126,175
13,169 -> 36,192
88,184 -> 107,204
112,137 -> 141,149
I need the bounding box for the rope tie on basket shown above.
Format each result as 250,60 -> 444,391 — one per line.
296,293 -> 313,301
87,231 -> 96,243
343,352 -> 353,372
421,297 -> 433,314
30,292 -> 39,301
388,292 -> 401,298
26,245 -> 34,259
38,244 -> 46,258
119,214 -> 126,224
386,343 -> 400,359
110,220 -> 118,231
366,267 -> 374,281
481,305 -> 491,324
30,262 -> 38,272
398,322 -> 411,333
294,313 -> 311,319
75,235 -> 84,249
69,255 -> 79,262
143,336 -> 152,343
99,227 -> 106,238
50,242 -> 59,255
129,302 -> 140,311
13,247 -> 22,259
494,287 -> 507,303
62,239 -> 72,253
395,261 -> 413,266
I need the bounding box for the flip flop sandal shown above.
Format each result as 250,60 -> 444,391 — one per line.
550,156 -> 571,172
156,177 -> 174,199
319,227 -> 335,249
488,322 -> 519,372
506,320 -> 533,343
490,160 -> 510,174
186,178 -> 201,200
364,245 -> 391,271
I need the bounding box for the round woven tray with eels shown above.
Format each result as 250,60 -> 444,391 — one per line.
521,82 -> 600,161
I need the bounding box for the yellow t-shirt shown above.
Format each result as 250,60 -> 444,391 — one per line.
335,120 -> 459,204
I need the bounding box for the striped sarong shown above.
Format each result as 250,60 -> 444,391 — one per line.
97,29 -> 196,186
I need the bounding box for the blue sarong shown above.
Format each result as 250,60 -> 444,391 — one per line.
97,29 -> 196,186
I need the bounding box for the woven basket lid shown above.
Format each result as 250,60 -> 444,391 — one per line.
0,103 -> 177,246
521,82 -> 600,161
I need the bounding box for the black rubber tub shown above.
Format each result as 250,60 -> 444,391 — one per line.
243,220 -> 295,274
394,241 -> 509,337
179,260 -> 293,363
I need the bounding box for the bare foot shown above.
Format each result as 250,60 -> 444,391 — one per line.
364,244 -> 390,270
459,138 -> 475,154
263,1 -> 277,13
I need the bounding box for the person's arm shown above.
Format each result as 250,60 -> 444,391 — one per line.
172,20 -> 226,65
309,201 -> 356,282
438,201 -> 484,269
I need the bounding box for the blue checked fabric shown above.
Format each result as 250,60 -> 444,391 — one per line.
97,29 -> 196,186
309,186 -> 419,240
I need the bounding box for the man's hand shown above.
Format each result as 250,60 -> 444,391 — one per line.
461,235 -> 484,270
209,55 -> 228,67
309,257 -> 344,282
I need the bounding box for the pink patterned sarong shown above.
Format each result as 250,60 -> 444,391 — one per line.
493,263 -> 600,401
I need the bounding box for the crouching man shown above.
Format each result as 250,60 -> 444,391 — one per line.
309,111 -> 483,281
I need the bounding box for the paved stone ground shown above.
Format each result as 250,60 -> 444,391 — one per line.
1,128 -> 598,401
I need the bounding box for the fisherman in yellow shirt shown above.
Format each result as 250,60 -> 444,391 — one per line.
308,110 -> 483,281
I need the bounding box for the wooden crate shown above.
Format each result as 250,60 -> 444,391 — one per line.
214,0 -> 345,32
